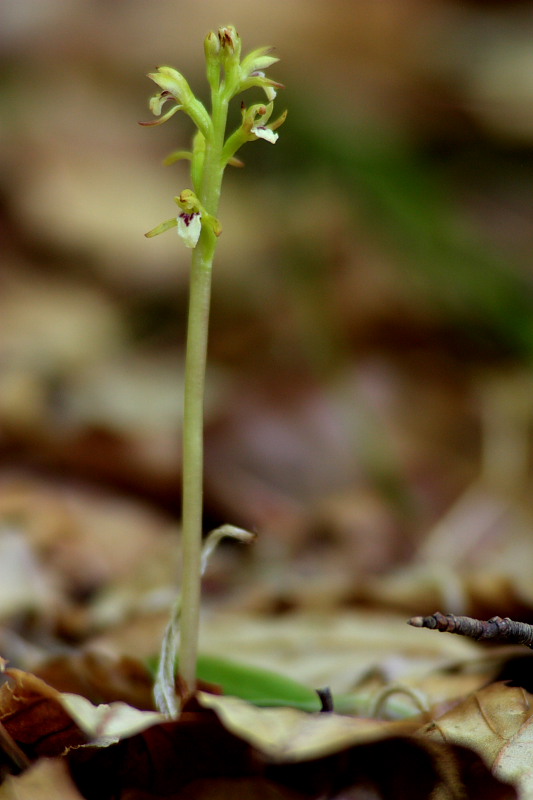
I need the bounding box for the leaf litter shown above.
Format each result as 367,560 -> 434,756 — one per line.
3,2 -> 533,798
0,325 -> 531,797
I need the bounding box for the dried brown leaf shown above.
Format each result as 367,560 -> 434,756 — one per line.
421,681 -> 533,794
494,716 -> 533,799
196,692 -> 419,762
421,682 -> 533,765
63,695 -> 517,800
59,693 -> 164,745
0,665 -> 165,762
0,668 -> 87,758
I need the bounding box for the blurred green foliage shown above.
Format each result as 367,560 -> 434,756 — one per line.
249,96 -> 533,363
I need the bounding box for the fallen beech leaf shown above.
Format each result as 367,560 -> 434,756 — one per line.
0,666 -> 165,760
65,700 -> 515,799
59,693 -> 165,745
420,681 -> 533,795
494,717 -> 533,799
0,757 -> 85,800
0,669 -> 87,758
421,681 -> 533,768
196,691 -> 418,762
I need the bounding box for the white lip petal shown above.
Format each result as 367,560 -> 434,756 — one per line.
178,212 -> 202,248
252,126 -> 279,144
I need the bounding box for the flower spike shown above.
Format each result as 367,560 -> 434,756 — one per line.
142,27 -> 284,707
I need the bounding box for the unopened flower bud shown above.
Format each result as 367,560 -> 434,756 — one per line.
205,30 -> 220,58
218,25 -> 241,58
205,31 -> 221,90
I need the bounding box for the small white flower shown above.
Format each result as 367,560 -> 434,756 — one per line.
252,125 -> 279,144
177,212 -> 202,248
148,66 -> 192,105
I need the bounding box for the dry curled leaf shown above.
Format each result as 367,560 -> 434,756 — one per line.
494,717 -> 533,799
196,691 -> 419,762
59,694 -> 164,747
0,669 -> 88,759
65,697 -> 514,800
421,681 -> 533,794
0,666 -> 165,760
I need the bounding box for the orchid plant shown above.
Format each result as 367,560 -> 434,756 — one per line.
141,25 -> 286,715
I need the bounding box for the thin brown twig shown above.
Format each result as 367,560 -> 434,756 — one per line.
408,612 -> 533,648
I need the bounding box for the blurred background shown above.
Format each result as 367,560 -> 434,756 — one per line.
2,0 -> 533,628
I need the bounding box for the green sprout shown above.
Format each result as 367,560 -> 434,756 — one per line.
141,25 -> 286,714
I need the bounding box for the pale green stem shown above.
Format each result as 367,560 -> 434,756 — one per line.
178,92 -> 228,697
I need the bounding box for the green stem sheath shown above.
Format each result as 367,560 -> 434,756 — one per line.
178,94 -> 228,696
